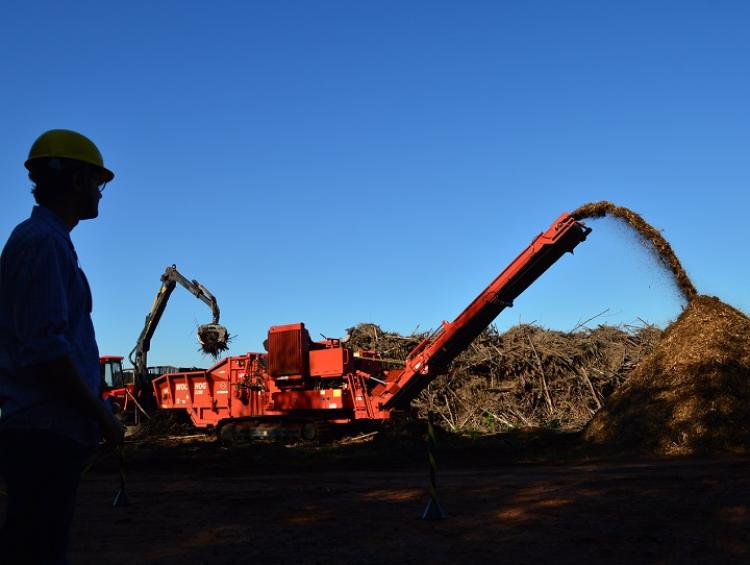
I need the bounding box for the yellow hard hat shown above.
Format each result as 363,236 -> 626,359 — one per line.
25,129 -> 114,182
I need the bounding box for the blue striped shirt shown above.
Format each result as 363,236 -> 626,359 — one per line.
0,206 -> 101,446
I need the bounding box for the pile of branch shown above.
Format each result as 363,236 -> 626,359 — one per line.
347,322 -> 662,434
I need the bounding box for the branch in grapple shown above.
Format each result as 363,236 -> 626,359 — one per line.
197,323 -> 230,357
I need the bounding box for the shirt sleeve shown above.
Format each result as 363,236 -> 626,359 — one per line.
9,233 -> 73,366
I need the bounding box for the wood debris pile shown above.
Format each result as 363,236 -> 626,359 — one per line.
129,409 -> 195,438
347,322 -> 661,433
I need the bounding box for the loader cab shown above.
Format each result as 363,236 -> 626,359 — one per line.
99,356 -> 139,420
100,355 -> 126,389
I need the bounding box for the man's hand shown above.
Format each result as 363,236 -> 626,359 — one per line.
100,412 -> 126,447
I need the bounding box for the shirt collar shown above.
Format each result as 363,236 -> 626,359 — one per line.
31,206 -> 72,241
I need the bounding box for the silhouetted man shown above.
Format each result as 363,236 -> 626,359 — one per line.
0,129 -> 125,564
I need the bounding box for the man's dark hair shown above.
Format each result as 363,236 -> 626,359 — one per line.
28,158 -> 87,207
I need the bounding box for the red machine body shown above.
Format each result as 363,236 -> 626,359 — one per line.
152,213 -> 591,438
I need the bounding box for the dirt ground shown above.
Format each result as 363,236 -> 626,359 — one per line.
3,431 -> 747,565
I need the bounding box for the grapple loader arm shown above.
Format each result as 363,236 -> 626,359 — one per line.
128,265 -> 228,407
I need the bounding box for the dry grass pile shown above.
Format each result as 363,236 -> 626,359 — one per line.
584,296 -> 750,455
348,322 -> 661,434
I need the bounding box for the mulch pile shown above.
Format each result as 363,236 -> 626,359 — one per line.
584,295 -> 750,454
573,202 -> 749,454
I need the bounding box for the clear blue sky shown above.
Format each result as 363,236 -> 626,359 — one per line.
1,1 -> 748,368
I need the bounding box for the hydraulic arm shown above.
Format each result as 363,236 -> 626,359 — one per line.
129,265 -> 229,406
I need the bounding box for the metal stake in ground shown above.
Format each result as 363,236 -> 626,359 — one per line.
422,413 -> 446,520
